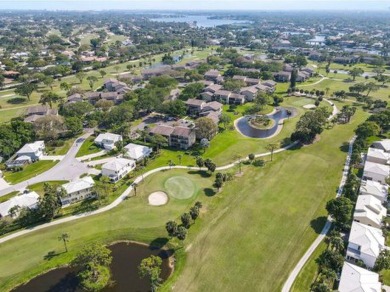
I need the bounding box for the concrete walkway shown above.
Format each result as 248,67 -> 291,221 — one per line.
77,150 -> 107,162
86,157 -> 115,167
281,136 -> 356,292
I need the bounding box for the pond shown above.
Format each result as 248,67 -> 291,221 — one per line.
12,242 -> 173,292
235,107 -> 297,139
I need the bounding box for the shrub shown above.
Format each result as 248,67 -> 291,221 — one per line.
253,160 -> 265,167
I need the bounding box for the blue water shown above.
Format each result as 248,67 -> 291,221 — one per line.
150,15 -> 251,28
236,107 -> 295,139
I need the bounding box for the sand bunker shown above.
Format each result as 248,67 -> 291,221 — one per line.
148,191 -> 168,206
303,104 -> 317,109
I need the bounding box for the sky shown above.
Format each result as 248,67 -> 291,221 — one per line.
0,0 -> 389,11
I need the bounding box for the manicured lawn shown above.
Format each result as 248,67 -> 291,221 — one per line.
47,138 -> 76,156
291,240 -> 328,292
0,191 -> 19,203
171,109 -> 368,292
3,161 -> 58,184
76,137 -> 101,157
0,170 -> 212,291
28,181 -> 68,196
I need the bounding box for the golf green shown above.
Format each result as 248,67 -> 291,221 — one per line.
164,176 -> 197,199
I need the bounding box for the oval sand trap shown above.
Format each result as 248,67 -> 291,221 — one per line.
164,176 -> 196,199
303,104 -> 316,109
148,191 -> 168,206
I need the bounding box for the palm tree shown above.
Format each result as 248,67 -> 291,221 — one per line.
325,87 -> 330,96
133,183 -> 138,196
266,143 -> 279,162
58,233 -> 70,252
177,154 -> 183,165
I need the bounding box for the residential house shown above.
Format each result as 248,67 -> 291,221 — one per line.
86,92 -> 101,104
240,86 -> 258,101
124,143 -> 152,161
302,67 -> 315,76
262,80 -> 277,88
371,140 -> 390,153
338,262 -> 381,292
100,92 -> 124,105
142,66 -> 172,79
24,105 -> 58,123
94,133 -> 123,150
204,70 -> 222,81
170,127 -> 196,150
359,180 -> 388,203
366,148 -> 390,165
16,141 -> 45,161
214,90 -> 232,103
245,78 -> 261,86
104,79 -> 129,92
67,93 -> 83,103
346,221 -> 385,268
59,176 -> 96,205
274,71 -> 291,82
201,91 -> 214,101
228,93 -> 246,105
283,64 -> 294,72
363,161 -> 389,184
353,195 -> 386,228
296,71 -> 311,82
149,125 -> 175,141
0,192 -> 39,218
204,84 -> 223,94
232,75 -> 247,82
102,158 -> 136,182
185,99 -> 206,116
201,101 -> 223,115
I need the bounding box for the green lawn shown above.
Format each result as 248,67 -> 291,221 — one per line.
28,181 -> 68,196
46,138 -> 76,156
3,161 -> 58,184
171,109 -> 368,292
76,137 -> 101,157
291,240 -> 328,291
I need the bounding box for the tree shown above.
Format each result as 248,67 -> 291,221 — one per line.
219,113 -> 232,129
196,157 -> 204,169
34,115 -> 66,141
374,250 -> 390,272
90,38 -> 101,52
348,67 -> 364,81
189,206 -> 199,220
290,69 -> 298,89
139,255 -> 163,292
200,138 -> 210,153
38,188 -> 61,221
76,72 -> 86,84
95,99 -> 114,112
99,70 -> 107,79
60,81 -> 71,92
165,220 -> 178,237
195,117 -> 218,140
326,197 -> 354,230
87,76 -> 98,90
327,230 -> 344,252
176,226 -> 187,241
355,121 -> 380,139
181,213 -> 191,229
39,91 -> 62,108
266,143 -> 279,162
204,158 -> 216,173
15,82 -> 37,100
295,55 -> 308,68
364,82 -> 380,97
58,233 -> 70,252
43,76 -> 54,90
65,117 -> 83,136
73,243 -> 112,291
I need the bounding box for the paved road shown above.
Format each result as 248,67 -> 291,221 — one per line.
0,104 -> 340,245
0,132 -> 92,196
281,136 -> 356,292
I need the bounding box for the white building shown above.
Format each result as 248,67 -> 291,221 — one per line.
16,141 -> 45,161
359,180 -> 388,203
0,192 -> 39,218
353,195 -> 386,228
371,139 -> 390,153
94,133 -> 123,150
346,221 -> 385,268
366,148 -> 390,165
338,262 -> 381,292
363,161 -> 389,184
59,176 -> 95,205
102,158 -> 136,182
124,143 -> 152,162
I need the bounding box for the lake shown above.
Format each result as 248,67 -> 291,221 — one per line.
150,15 -> 251,28
12,242 -> 173,292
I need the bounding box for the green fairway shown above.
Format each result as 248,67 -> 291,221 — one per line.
171,109 -> 369,292
3,161 -> 58,184
165,176 -> 197,199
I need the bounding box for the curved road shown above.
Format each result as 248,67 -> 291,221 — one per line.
0,104 -> 340,246
281,136 -> 356,292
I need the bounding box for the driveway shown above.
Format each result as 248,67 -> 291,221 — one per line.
0,131 -> 93,197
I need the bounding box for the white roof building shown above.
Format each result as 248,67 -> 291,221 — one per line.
94,133 -> 123,150
102,158 -> 136,182
59,176 -> 95,205
338,262 -> 381,292
353,195 -> 386,228
346,221 -> 385,268
16,141 -> 45,160
371,139 -> 390,153
366,148 -> 390,165
363,161 -> 390,184
0,192 -> 39,218
359,180 -> 388,203
124,143 -> 152,161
